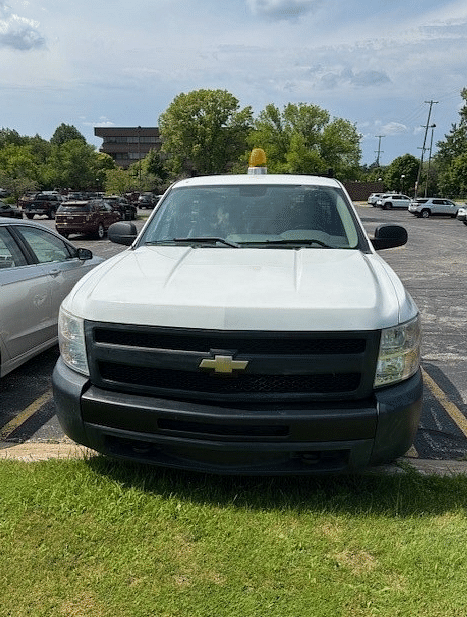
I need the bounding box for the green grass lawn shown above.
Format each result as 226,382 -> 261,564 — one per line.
1,457 -> 467,617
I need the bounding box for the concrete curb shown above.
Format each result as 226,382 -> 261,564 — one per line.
1,440 -> 467,476
0,440 -> 97,462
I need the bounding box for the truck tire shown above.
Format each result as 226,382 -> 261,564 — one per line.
26,213 -> 34,219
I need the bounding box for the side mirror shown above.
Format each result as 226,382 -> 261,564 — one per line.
77,248 -> 93,261
108,221 -> 138,246
371,224 -> 408,251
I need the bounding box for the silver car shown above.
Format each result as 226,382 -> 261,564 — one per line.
0,217 -> 104,378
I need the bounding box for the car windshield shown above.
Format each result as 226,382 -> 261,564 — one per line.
58,203 -> 90,213
139,184 -> 361,249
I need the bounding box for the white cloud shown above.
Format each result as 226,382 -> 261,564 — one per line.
0,1 -> 45,50
380,122 -> 409,136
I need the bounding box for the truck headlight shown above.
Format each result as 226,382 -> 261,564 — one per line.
58,307 -> 89,376
374,315 -> 421,387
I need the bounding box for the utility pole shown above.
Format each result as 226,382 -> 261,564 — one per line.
375,135 -> 385,167
414,101 -> 438,198
424,124 -> 436,197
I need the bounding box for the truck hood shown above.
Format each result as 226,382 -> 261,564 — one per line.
64,246 -> 417,331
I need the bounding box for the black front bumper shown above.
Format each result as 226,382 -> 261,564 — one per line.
53,358 -> 423,475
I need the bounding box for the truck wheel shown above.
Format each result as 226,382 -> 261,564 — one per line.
421,209 -> 430,218
26,213 -> 34,219
96,222 -> 106,239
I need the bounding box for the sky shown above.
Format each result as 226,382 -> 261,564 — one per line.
1,0 -> 467,166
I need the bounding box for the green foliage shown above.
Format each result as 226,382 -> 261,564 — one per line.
384,154 -> 419,195
104,166 -> 137,195
159,89 -> 253,175
50,123 -> 87,146
0,143 -> 40,198
42,140 -> 102,190
248,103 -> 361,179
435,88 -> 467,197
438,151 -> 467,197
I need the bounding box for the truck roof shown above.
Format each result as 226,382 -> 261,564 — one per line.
172,174 -> 344,189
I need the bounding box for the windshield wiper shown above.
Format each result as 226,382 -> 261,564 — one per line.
260,239 -> 332,248
173,236 -> 240,248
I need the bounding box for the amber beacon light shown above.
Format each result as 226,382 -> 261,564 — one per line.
248,148 -> 267,175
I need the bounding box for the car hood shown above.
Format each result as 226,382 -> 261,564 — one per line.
63,246 -> 417,331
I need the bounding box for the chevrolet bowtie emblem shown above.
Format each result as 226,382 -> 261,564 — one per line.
199,355 -> 249,374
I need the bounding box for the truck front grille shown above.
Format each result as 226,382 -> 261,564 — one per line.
85,323 -> 380,402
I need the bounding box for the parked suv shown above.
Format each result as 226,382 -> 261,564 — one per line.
368,193 -> 383,206
24,192 -> 64,219
376,194 -> 412,210
104,195 -> 137,220
408,198 -> 459,218
138,192 -> 159,209
55,199 -> 121,239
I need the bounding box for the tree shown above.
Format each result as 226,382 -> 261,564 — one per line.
435,88 -> 467,196
50,123 -> 86,146
43,140 -> 101,190
438,151 -> 467,197
0,143 -> 40,199
248,103 -> 361,179
0,128 -> 24,148
159,89 -> 253,175
383,154 -> 419,195
104,167 -> 136,196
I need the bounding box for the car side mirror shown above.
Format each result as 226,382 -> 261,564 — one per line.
108,221 -> 138,246
371,224 -> 408,250
77,248 -> 93,261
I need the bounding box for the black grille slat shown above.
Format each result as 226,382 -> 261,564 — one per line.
94,327 -> 366,355
98,362 -> 360,394
86,323 -> 380,401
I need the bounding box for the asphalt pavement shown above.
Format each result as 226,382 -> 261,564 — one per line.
1,205 -> 466,477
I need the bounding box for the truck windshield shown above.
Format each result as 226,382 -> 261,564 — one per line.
140,184 -> 361,249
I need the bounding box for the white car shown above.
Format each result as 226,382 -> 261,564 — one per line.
368,193 -> 383,206
376,194 -> 412,210
456,206 -> 467,224
0,217 -> 104,378
408,198 -> 459,218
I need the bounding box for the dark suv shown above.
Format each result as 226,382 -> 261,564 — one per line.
104,195 -> 137,220
24,192 -> 64,219
55,200 -> 121,239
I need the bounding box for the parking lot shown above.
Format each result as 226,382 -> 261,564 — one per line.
1,204 -> 466,462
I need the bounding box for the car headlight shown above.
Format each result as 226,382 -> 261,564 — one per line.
58,307 -> 89,376
374,315 -> 421,387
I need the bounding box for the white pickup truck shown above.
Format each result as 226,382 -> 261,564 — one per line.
53,162 -> 422,474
